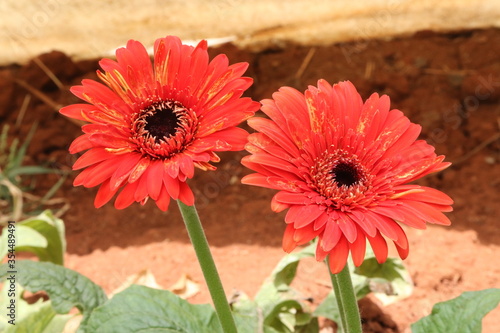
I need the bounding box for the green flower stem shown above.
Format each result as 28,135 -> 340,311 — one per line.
177,200 -> 237,333
328,258 -> 362,333
330,272 -> 348,331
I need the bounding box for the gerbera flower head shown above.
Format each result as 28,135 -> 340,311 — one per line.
60,36 -> 259,211
242,80 -> 453,273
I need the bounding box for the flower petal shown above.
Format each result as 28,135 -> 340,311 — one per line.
397,186 -> 453,205
282,224 -> 297,253
73,148 -> 116,170
147,161 -> 164,200
60,104 -> 95,121
366,231 -> 388,264
321,220 -> 342,252
400,200 -> 452,226
349,209 -> 377,237
155,185 -> 171,212
274,191 -> 309,205
313,212 -> 329,230
327,236 -> 349,274
109,153 -> 143,190
69,134 -> 94,154
349,226 -> 367,267
293,224 -> 321,245
128,157 -> 151,183
337,213 -> 358,243
364,210 -> 400,241
94,179 -> 119,208
178,181 -> 194,206
163,174 -> 180,200
115,181 -> 140,209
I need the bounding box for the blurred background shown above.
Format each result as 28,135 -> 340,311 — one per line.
1,0 -> 500,64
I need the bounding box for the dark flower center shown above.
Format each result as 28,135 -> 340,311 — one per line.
140,100 -> 188,143
308,150 -> 374,208
131,99 -> 198,159
144,105 -> 179,139
331,162 -> 360,187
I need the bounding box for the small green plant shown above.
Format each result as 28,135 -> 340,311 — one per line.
0,124 -> 67,224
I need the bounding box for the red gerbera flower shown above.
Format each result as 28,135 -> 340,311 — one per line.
242,80 -> 453,273
60,36 -> 259,211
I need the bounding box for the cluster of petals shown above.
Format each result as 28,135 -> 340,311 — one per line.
60,36 -> 259,211
242,80 -> 453,273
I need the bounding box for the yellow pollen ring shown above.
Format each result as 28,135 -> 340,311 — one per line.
389,188 -> 425,199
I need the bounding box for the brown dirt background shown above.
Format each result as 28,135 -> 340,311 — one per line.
1,28 -> 500,332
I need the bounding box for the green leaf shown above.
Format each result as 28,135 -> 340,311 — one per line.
252,243 -> 318,332
295,317 -> 319,333
264,299 -> 303,331
254,242 -> 316,309
4,302 -> 72,333
38,174 -> 67,207
0,225 -> 47,260
0,281 -> 72,332
315,247 -> 413,330
18,210 -> 66,265
355,256 -> 405,281
0,282 -> 25,330
85,284 -> 223,333
5,138 -> 19,173
0,260 -> 107,316
250,241 -> 314,309
313,291 -> 342,327
269,242 -> 316,290
263,326 -> 281,333
353,253 -> 413,304
11,123 -> 37,171
8,166 -> 59,177
411,288 -> 500,333
0,124 -> 9,157
230,292 -> 261,332
0,210 -> 66,265
263,299 -> 318,333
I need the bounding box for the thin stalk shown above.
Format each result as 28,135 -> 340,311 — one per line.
330,271 -> 348,331
328,259 -> 362,333
177,200 -> 237,333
